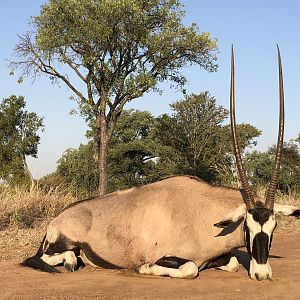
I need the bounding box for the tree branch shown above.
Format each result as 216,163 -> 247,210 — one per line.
59,47 -> 87,83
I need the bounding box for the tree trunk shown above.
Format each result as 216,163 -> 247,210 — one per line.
23,155 -> 36,192
97,112 -> 108,196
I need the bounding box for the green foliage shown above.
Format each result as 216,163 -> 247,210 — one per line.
39,143 -> 98,199
12,0 -> 218,124
57,143 -> 98,197
245,151 -> 273,186
270,142 -> 300,195
108,110 -> 158,190
34,0 -> 217,98
43,110 -> 162,197
153,92 -> 261,183
46,94 -> 261,196
246,141 -> 300,195
0,95 -> 44,186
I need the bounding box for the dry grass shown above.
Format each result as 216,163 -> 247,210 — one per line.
0,185 -> 299,262
0,186 -> 74,260
273,193 -> 300,235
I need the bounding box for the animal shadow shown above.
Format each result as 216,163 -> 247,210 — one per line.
232,249 -> 284,271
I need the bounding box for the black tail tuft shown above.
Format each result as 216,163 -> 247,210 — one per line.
20,234 -> 59,273
20,255 -> 60,273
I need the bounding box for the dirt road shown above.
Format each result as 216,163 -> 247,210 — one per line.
1,233 -> 300,300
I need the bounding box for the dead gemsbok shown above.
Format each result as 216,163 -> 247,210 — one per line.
22,46 -> 300,280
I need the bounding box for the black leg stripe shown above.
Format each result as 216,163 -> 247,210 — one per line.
155,256 -> 191,269
205,253 -> 232,269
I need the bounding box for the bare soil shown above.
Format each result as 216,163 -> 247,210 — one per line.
1,233 -> 300,300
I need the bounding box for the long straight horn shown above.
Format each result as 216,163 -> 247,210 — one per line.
265,45 -> 285,210
230,45 -> 254,210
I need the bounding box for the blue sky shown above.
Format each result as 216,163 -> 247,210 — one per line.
1,1 -> 300,178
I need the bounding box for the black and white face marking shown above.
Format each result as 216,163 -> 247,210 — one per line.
215,202 -> 300,280
244,206 -> 276,280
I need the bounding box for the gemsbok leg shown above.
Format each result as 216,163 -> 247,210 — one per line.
204,253 -> 239,272
138,255 -> 199,279
41,251 -> 77,272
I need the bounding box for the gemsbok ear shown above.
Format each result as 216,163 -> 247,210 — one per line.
214,204 -> 246,228
274,203 -> 300,218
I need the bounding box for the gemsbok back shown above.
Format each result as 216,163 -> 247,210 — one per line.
22,46 -> 300,280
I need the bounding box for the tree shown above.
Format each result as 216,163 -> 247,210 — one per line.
10,0 -> 218,195
270,142 -> 300,195
246,141 -> 300,196
153,92 -> 261,183
245,150 -> 273,187
0,95 -> 44,187
56,143 -> 98,198
108,109 -> 159,190
45,109 -> 162,196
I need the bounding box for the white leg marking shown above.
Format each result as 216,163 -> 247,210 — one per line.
217,256 -> 239,272
138,261 -> 198,279
42,251 -> 77,271
64,251 -> 77,272
42,253 -> 66,266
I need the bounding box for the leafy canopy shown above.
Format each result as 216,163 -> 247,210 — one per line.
12,0 -> 217,120
0,95 -> 44,185
246,141 -> 300,195
44,109 -> 160,196
153,92 -> 261,183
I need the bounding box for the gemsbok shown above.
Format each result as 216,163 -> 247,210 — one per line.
22,46 -> 300,280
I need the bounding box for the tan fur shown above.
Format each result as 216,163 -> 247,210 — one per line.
47,176 -> 245,269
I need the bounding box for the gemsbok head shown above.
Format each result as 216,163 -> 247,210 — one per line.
216,45 -> 298,280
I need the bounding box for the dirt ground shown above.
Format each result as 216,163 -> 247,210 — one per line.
1,233 -> 300,300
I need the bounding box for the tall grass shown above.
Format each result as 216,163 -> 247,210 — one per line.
0,186 -> 74,230
0,186 -> 74,260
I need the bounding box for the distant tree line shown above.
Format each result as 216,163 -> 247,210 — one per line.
0,95 -> 44,188
246,139 -> 300,196
1,92 -> 299,199
41,92 -> 300,199
40,92 -> 263,198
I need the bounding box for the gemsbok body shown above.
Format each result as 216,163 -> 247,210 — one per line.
22,46 -> 300,280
